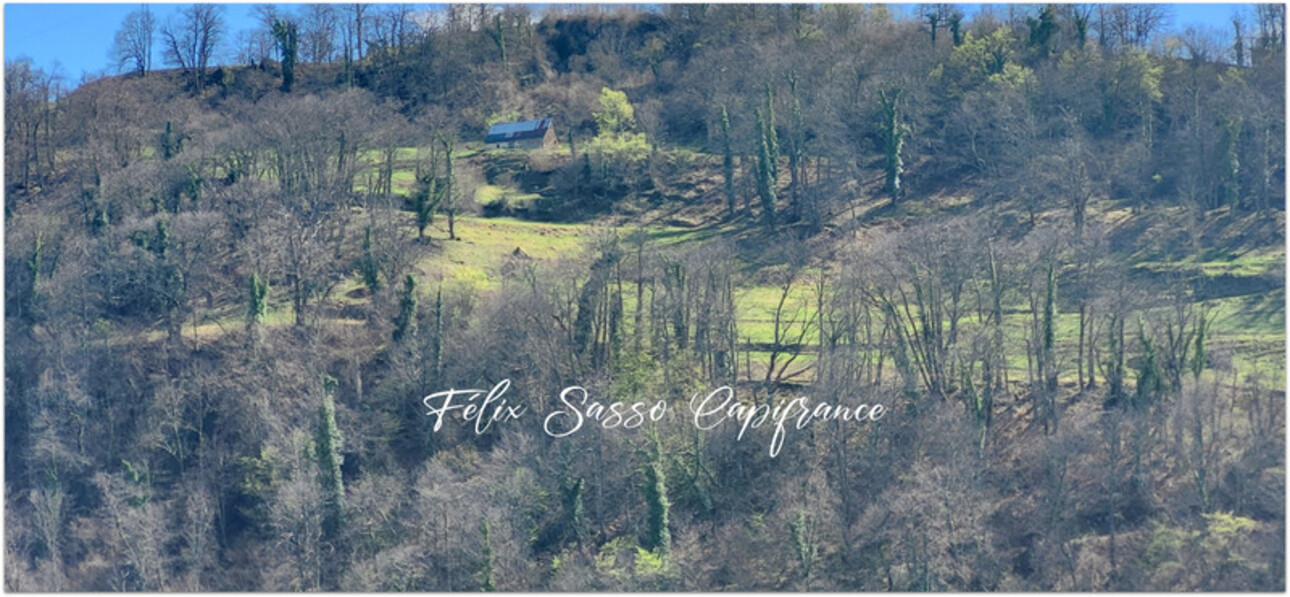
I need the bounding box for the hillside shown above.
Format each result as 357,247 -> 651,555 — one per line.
4,4 -> 1285,592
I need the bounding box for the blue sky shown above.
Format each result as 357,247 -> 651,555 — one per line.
5,3 -> 264,83
4,3 -> 1260,86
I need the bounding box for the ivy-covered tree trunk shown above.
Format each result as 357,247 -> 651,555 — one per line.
878,88 -> 909,204
413,144 -> 440,243
246,271 -> 269,332
272,20 -> 298,93
357,226 -> 381,294
477,518 -> 497,591
720,105 -> 736,218
790,509 -> 819,590
1041,264 -> 1059,434
1106,313 -> 1126,406
488,13 -> 508,69
432,286 -> 444,381
440,134 -> 458,241
785,73 -> 809,224
22,232 -> 44,323
316,376 -> 345,539
925,11 -> 940,44
562,477 -> 587,546
1192,310 -> 1208,382
160,121 -> 177,160
392,274 -> 418,343
643,437 -> 671,557
755,108 -> 777,230
764,84 -> 779,184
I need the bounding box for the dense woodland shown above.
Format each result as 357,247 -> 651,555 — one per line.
4,3 -> 1287,591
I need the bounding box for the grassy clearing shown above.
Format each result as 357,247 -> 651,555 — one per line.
1136,245 -> 1285,278
391,169 -> 417,194
474,184 -> 504,204
414,216 -> 596,293
144,301 -> 309,343
734,284 -> 820,343
409,214 -> 717,293
473,183 -> 541,207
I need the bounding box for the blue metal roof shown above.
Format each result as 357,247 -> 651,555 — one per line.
485,118 -> 553,143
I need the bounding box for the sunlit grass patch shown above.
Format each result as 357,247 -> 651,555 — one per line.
1136,245 -> 1285,278
412,216 -> 594,290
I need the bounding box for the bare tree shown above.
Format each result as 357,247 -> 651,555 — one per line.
1177,26 -> 1227,64
346,4 -> 370,61
369,4 -> 419,58
917,4 -> 956,45
160,4 -> 226,92
301,4 -> 340,63
4,60 -> 63,193
760,263 -> 818,388
1255,4 -> 1285,50
112,7 -> 155,77
1100,4 -> 1172,48
1032,127 -> 1099,238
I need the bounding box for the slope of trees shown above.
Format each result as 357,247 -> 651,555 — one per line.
4,3 -> 1285,592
